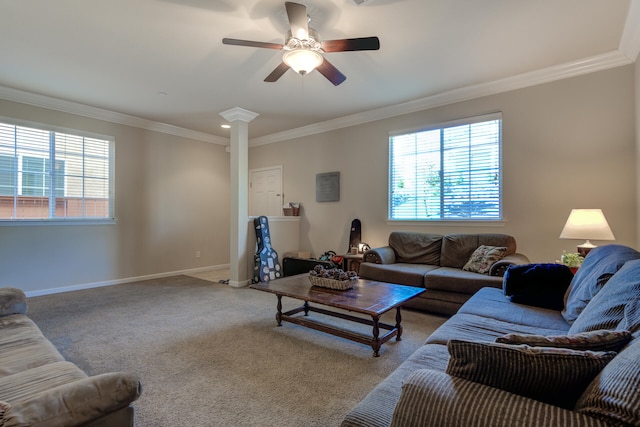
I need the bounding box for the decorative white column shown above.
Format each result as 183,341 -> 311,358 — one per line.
219,107 -> 259,288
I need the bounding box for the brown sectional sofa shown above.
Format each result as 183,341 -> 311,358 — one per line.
359,232 -> 530,315
343,244 -> 640,427
0,288 -> 142,427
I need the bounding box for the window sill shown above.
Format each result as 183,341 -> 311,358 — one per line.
386,219 -> 506,227
0,219 -> 116,226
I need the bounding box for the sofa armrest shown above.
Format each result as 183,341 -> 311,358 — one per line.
391,369 -> 607,427
3,372 -> 142,427
363,246 -> 396,264
0,287 -> 27,317
489,253 -> 530,276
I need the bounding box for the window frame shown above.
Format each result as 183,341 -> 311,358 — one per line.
0,117 -> 115,226
387,112 -> 503,223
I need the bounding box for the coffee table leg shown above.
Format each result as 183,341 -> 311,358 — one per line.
395,307 -> 403,341
304,301 -> 310,316
276,295 -> 282,326
372,315 -> 381,357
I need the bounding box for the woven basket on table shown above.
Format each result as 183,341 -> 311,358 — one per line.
308,275 -> 355,291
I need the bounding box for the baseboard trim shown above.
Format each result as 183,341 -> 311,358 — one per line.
24,264 -> 231,298
228,279 -> 251,288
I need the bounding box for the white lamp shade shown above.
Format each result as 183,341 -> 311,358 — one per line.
283,49 -> 323,75
559,209 -> 615,241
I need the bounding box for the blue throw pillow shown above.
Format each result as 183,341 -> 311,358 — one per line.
503,263 -> 574,310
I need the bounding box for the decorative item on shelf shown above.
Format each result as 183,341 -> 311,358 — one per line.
559,209 -> 615,257
308,265 -> 358,290
291,202 -> 300,216
357,242 -> 371,254
561,251 -> 584,274
282,202 -> 301,216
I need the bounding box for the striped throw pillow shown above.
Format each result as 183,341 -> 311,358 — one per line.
496,330 -> 632,352
576,338 -> 640,425
446,340 -> 616,409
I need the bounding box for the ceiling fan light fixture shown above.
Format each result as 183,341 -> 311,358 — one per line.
283,48 -> 323,75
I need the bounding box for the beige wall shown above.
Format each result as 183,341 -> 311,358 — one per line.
249,65 -> 637,263
0,99 -> 230,293
0,64 -> 636,293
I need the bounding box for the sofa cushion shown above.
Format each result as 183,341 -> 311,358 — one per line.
0,361 -> 87,403
496,329 -> 632,352
462,245 -> 508,274
388,232 -> 442,264
440,234 -> 516,268
503,263 -> 575,310
446,339 -> 616,409
569,259 -> 640,334
576,337 -> 640,426
391,369 -> 606,427
426,312 -> 569,345
358,263 -> 439,288
424,267 -> 503,294
341,343 -> 450,427
0,315 -> 65,377
562,244 -> 640,325
456,288 -> 571,332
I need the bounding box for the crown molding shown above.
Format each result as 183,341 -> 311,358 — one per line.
620,0 -> 640,61
0,51 -> 635,149
249,50 -> 632,146
219,107 -> 259,123
0,86 -> 229,146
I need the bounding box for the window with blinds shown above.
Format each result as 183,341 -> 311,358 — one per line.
0,121 -> 114,221
389,113 -> 502,221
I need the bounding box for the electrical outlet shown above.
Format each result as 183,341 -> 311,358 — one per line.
196,251 -> 201,258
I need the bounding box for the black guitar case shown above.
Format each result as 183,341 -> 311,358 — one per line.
253,216 -> 282,283
348,218 -> 362,252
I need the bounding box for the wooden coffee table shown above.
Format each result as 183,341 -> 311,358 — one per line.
250,274 -> 425,357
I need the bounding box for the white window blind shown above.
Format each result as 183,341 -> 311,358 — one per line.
0,121 -> 114,221
389,114 -> 502,220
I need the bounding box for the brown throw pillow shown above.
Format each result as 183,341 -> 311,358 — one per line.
462,245 -> 507,274
496,330 -> 632,353
446,339 -> 616,409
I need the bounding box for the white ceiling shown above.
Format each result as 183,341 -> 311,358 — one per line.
0,0 -> 638,145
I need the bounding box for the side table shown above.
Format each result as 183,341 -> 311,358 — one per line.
342,253 -> 364,274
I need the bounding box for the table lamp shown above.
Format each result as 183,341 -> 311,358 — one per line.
559,209 -> 615,256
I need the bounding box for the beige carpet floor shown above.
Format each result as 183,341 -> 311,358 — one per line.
26,275 -> 446,427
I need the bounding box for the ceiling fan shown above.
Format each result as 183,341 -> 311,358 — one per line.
222,1 -> 380,86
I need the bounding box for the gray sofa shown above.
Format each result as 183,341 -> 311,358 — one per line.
342,244 -> 640,427
360,232 -> 530,315
0,288 -> 142,427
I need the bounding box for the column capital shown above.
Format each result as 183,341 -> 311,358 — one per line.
219,107 -> 259,123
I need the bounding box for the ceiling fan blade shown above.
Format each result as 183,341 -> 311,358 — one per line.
222,38 -> 283,50
264,62 -> 291,82
316,58 -> 346,86
322,37 -> 380,52
285,2 -> 309,39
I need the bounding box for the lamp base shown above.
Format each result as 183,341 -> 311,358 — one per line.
577,240 -> 597,257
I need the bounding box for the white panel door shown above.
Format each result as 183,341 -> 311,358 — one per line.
249,166 -> 283,216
